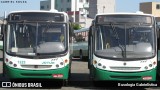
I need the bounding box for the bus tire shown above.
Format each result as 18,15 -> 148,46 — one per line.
93,81 -> 100,87
10,79 -> 20,82
68,68 -> 71,79
63,79 -> 68,86
156,73 -> 160,81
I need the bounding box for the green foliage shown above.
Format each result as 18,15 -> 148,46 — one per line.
72,23 -> 82,30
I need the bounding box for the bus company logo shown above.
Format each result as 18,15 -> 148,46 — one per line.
2,82 -> 11,87
123,62 -> 127,66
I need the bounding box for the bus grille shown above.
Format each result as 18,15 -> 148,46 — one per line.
21,65 -> 52,69
110,67 -> 141,70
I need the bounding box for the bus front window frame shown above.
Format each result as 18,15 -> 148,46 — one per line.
6,22 -> 69,57
93,23 -> 156,61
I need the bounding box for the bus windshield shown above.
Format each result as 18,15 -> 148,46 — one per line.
6,22 -> 67,56
95,24 -> 155,60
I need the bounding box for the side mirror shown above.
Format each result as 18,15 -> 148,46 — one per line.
91,20 -> 95,26
0,25 -> 4,40
90,20 -> 96,36
69,23 -> 74,36
156,22 -> 160,50
157,22 -> 160,39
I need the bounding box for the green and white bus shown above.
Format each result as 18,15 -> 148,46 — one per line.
2,10 -> 73,84
88,13 -> 157,81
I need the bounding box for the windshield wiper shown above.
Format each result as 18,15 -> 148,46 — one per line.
110,23 -> 125,58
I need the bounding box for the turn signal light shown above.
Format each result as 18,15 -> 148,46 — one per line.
6,58 -> 8,62
153,61 -> 156,65
65,59 -> 68,63
93,60 -> 97,64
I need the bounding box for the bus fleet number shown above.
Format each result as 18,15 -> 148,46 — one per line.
18,61 -> 26,64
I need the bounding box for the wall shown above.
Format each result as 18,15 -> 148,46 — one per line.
89,0 -> 115,19
140,2 -> 152,14
152,2 -> 160,17
40,1 -> 50,10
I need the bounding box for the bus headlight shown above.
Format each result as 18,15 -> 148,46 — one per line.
102,66 -> 106,69
9,61 -> 13,65
149,64 -> 152,67
13,64 -> 17,67
60,62 -> 63,65
145,66 -> 148,69
98,63 -> 102,66
56,64 -> 59,68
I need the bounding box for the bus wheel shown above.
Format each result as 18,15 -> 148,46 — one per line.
69,69 -> 71,79
63,79 -> 68,86
93,81 -> 98,87
79,49 -> 83,60
156,73 -> 160,81
10,79 -> 20,82
88,59 -> 91,69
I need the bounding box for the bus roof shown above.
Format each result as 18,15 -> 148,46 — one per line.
8,10 -> 68,17
95,12 -> 155,19
7,10 -> 69,22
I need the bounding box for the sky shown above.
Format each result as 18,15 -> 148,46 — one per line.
0,0 -> 40,17
0,0 -> 160,17
116,0 -> 160,12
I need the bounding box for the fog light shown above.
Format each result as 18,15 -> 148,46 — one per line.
142,76 -> 152,80
53,74 -> 63,78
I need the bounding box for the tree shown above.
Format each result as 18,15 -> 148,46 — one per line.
72,23 -> 82,30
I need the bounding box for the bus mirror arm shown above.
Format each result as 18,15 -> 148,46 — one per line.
157,26 -> 160,39
0,24 -> 5,40
157,22 -> 160,39
0,35 -> 3,40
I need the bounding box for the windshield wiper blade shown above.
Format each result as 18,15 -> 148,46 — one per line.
118,45 -> 125,58
110,23 -> 125,58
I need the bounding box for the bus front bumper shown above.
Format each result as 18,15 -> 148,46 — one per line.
92,67 -> 156,81
5,65 -> 70,80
